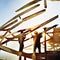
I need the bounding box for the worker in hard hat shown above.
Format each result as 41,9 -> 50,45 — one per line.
33,31 -> 42,53
32,31 -> 42,60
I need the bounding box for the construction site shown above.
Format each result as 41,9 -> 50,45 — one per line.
0,0 -> 60,60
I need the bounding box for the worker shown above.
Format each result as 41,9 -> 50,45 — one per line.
18,30 -> 26,60
33,31 -> 42,53
32,31 -> 42,60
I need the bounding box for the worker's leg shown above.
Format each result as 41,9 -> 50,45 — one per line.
32,45 -> 37,60
38,44 -> 41,53
34,45 -> 37,53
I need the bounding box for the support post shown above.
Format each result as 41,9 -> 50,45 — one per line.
44,28 -> 47,60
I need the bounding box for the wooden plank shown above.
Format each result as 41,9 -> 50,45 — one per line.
23,9 -> 46,21
15,0 -> 41,12
0,20 -> 18,30
45,24 -> 58,31
2,40 -> 11,45
0,45 -> 21,56
44,0 -> 47,8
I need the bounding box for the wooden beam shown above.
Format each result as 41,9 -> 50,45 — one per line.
0,45 -> 22,56
23,9 -> 46,21
0,20 -> 18,30
44,0 -> 47,8
45,24 -> 58,31
2,40 -> 11,45
15,0 -> 41,12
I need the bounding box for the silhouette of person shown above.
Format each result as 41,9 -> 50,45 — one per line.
19,31 -> 25,52
18,30 -> 26,60
33,31 -> 42,53
18,28 -> 32,52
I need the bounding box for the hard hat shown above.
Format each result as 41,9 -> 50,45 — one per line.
34,31 -> 38,34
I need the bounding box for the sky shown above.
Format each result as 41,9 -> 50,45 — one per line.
0,0 -> 60,60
